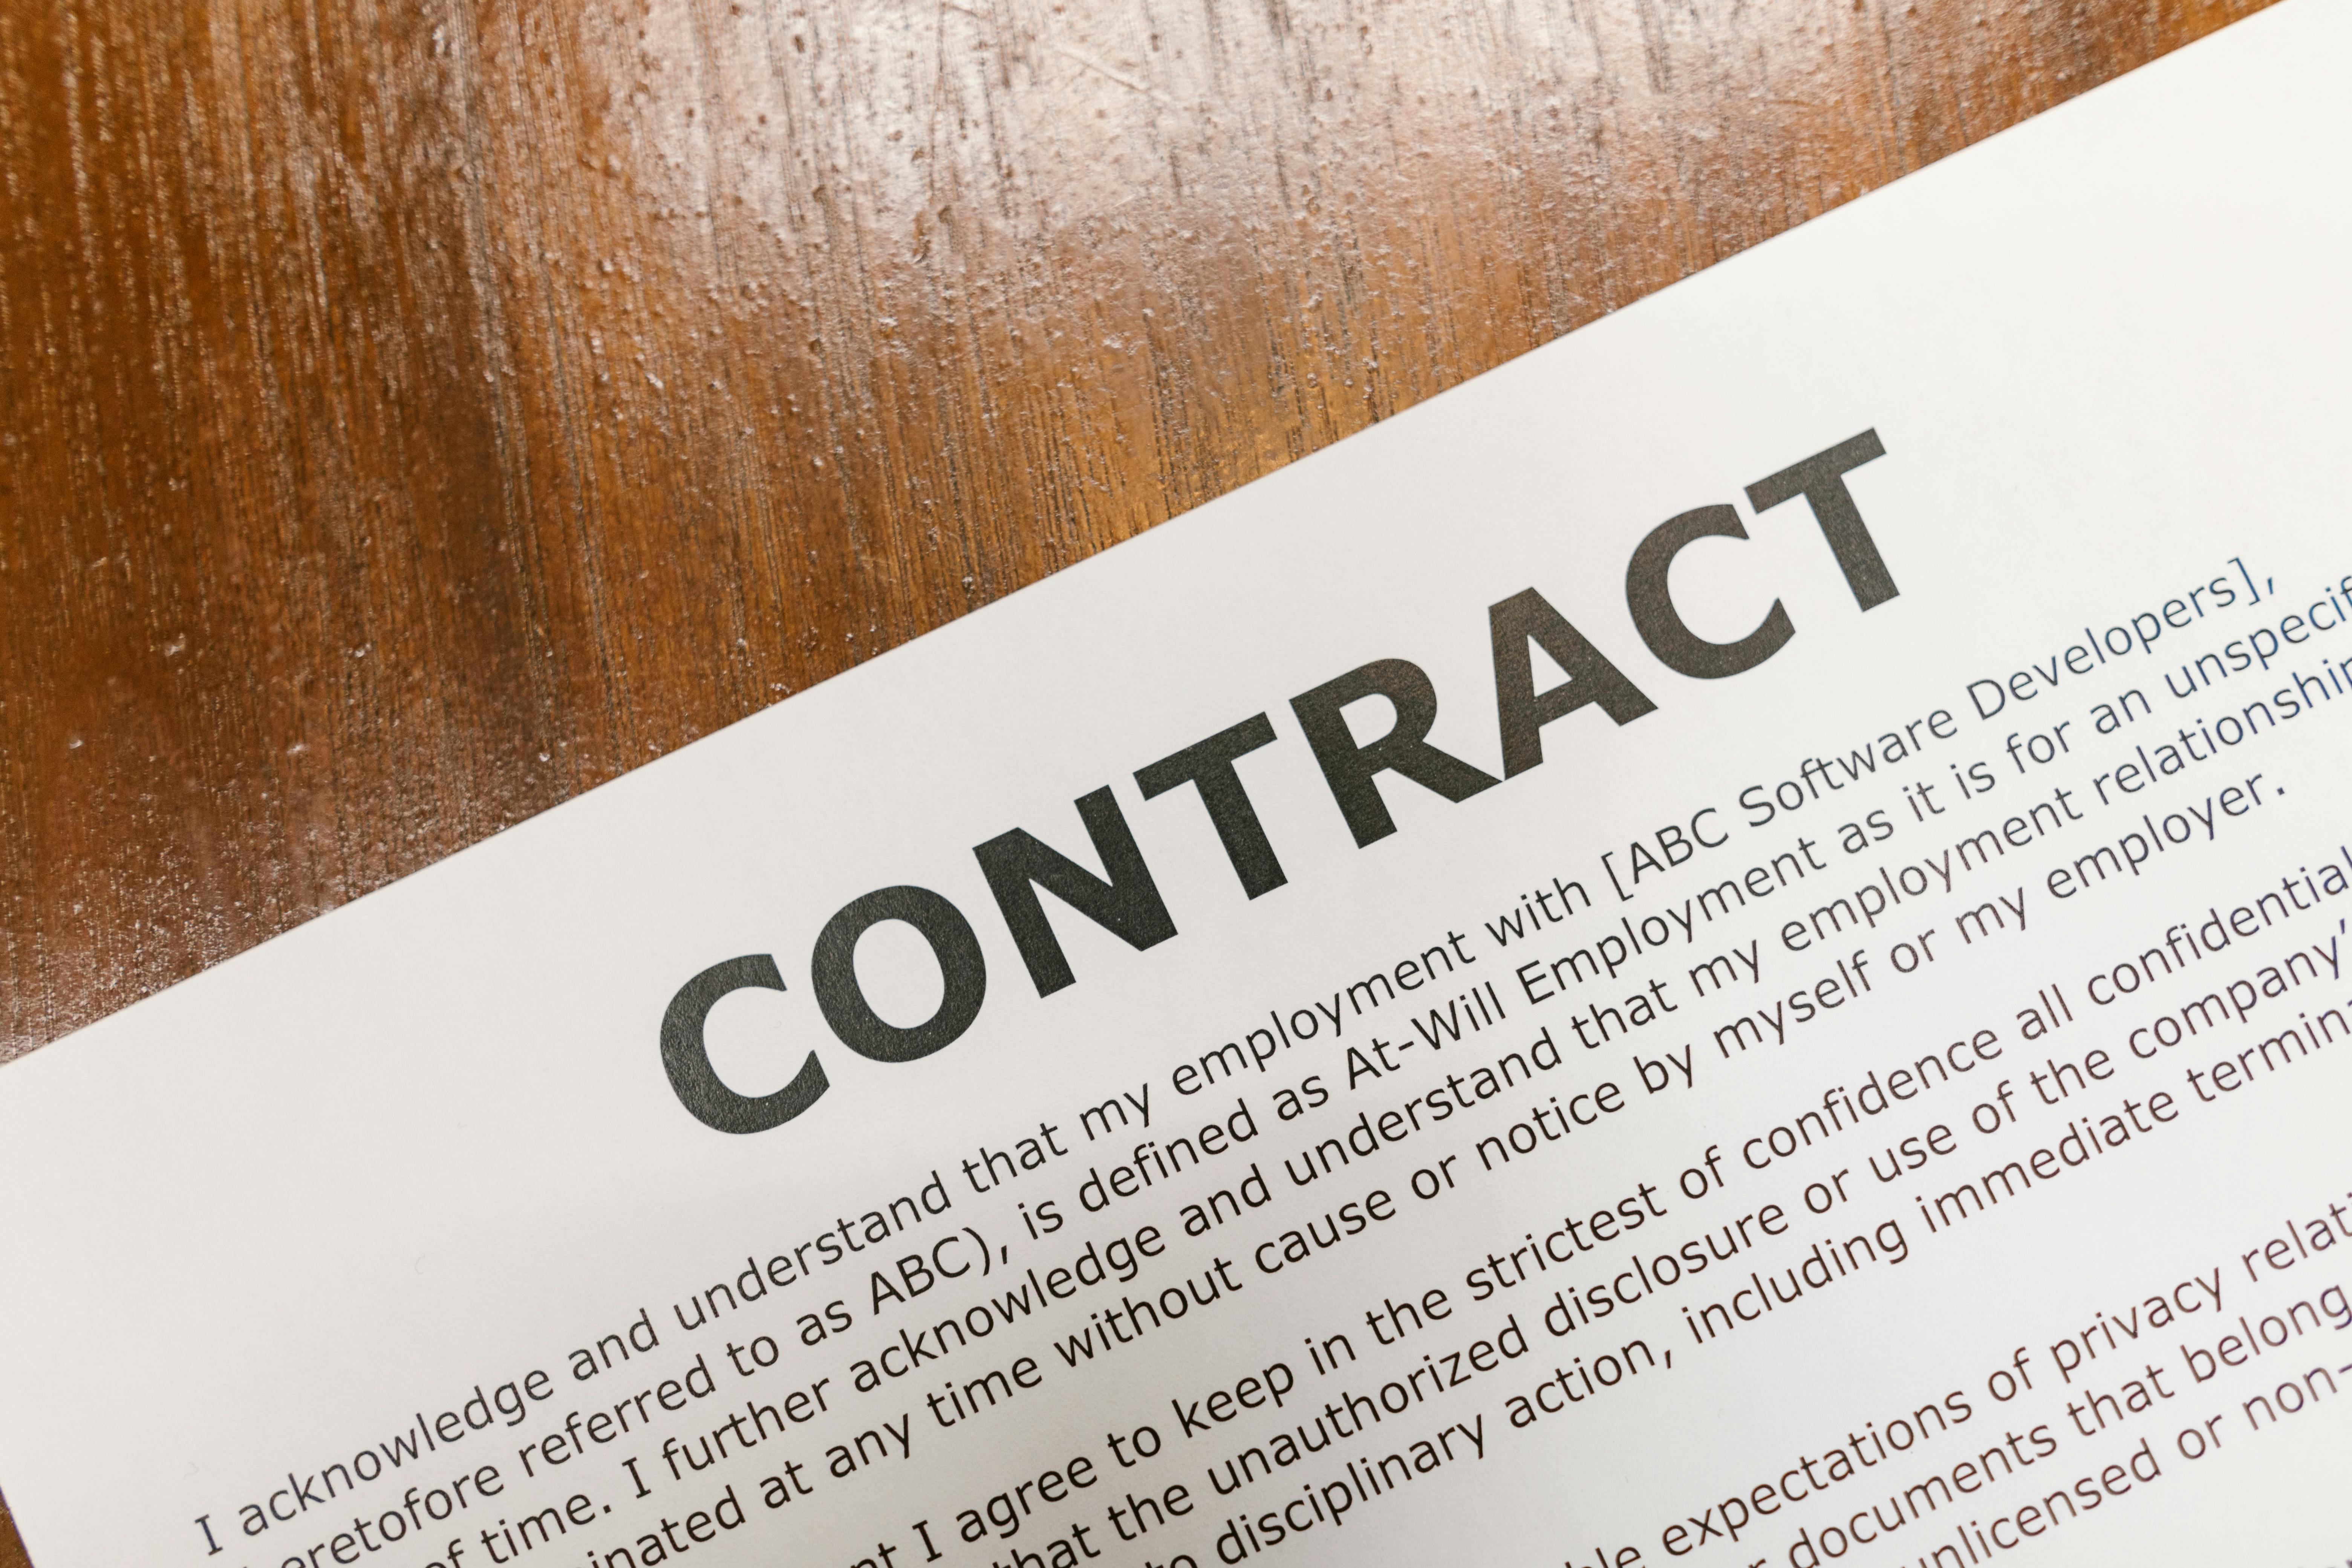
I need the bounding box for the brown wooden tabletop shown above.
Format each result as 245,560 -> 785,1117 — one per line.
0,0 -> 2269,1559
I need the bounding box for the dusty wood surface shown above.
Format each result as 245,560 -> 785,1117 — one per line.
0,0 -> 2271,1558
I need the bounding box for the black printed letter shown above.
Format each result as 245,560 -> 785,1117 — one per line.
1625,504 -> 1796,679
661,955 -> 829,1134
1488,590 -> 1656,779
976,789 -> 1178,996
1134,714 -> 1288,900
1293,659 -> 1501,846
1745,429 -> 1897,610
811,887 -> 990,1060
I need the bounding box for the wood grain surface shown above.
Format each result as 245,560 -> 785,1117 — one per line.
0,0 -> 2271,1559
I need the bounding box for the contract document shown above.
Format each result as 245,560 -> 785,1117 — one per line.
3,3 -> 2349,1565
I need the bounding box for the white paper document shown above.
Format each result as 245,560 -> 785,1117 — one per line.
5,5 -> 2351,1565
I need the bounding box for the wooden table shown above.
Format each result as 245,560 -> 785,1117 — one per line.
0,0 -> 2268,1559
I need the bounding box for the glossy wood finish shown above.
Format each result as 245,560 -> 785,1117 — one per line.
0,0 -> 2270,1558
